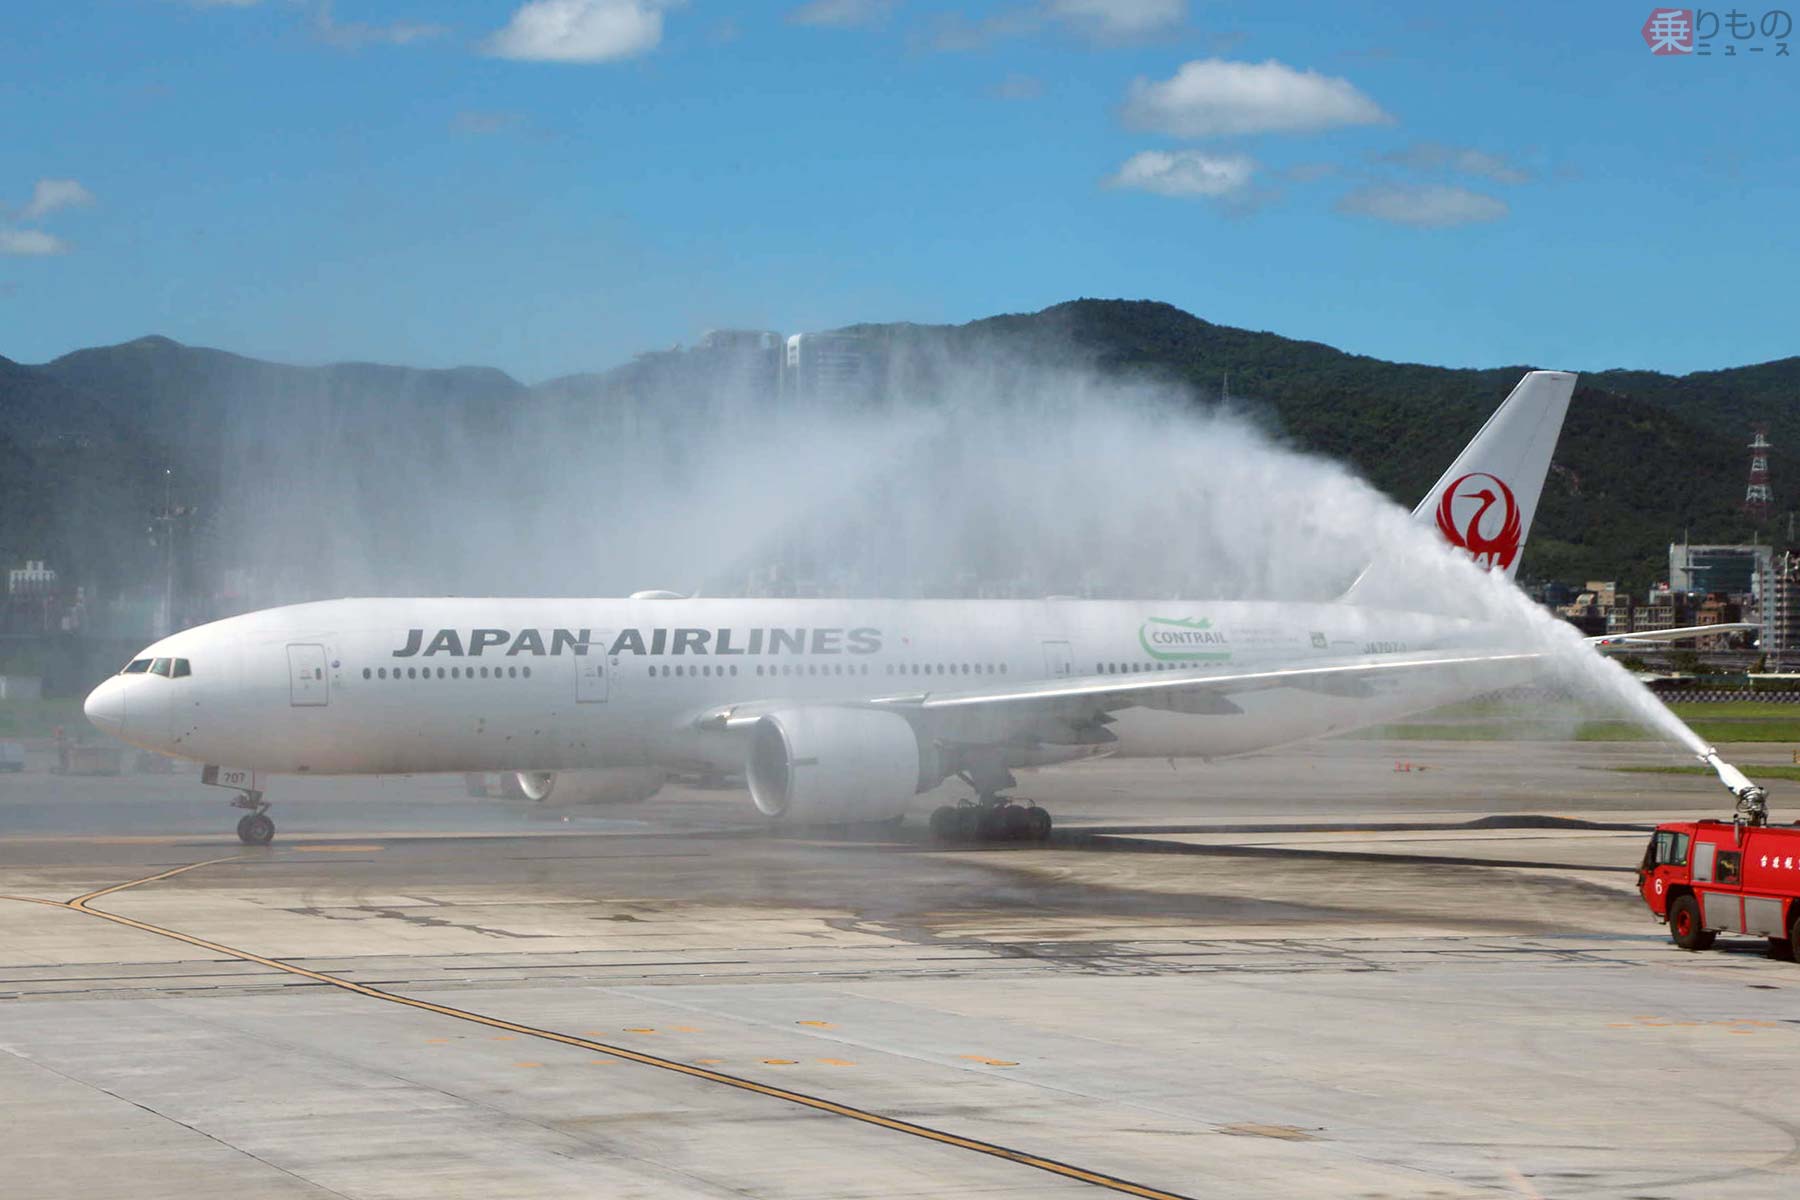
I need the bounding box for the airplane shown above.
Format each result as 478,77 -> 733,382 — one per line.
89,370 -> 1612,846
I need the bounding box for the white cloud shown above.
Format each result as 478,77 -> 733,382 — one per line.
1046,0 -> 1183,40
485,0 -> 676,62
312,1 -> 446,49
1335,183 -> 1508,228
0,229 -> 69,256
787,0 -> 895,28
20,178 -> 95,222
930,0 -> 1180,50
1107,149 -> 1255,198
1376,141 -> 1531,185
1122,58 -> 1391,138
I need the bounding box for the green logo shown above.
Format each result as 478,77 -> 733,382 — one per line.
1139,617 -> 1231,662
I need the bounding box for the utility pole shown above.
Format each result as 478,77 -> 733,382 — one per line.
149,468 -> 193,638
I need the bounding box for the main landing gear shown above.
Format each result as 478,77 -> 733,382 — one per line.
928,798 -> 1053,844
928,759 -> 1053,844
232,791 -> 274,845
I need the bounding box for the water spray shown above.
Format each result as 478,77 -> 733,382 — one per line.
1699,747 -> 1769,827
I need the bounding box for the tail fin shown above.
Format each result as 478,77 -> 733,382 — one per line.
1344,370 -> 1577,603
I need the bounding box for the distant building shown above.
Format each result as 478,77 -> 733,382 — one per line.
0,675 -> 42,701
7,560 -> 56,596
1772,551 -> 1800,668
781,332 -> 877,406
1694,593 -> 1745,651
1669,541 -> 1772,598
693,329 -> 782,413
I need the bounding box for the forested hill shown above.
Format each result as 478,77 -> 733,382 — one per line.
2,301 -> 1795,599
850,300 -> 1800,590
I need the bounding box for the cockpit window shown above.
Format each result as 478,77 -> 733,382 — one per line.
172,658 -> 191,678
151,658 -> 173,677
122,659 -> 152,675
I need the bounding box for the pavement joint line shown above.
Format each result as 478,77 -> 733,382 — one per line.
0,855 -> 1201,1200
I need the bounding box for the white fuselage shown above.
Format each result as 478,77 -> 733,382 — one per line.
85,596 -> 1527,777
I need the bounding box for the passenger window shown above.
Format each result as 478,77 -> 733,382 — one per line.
362,668 -> 372,680
122,659 -> 152,674
407,668 -> 417,679
151,658 -> 172,677
172,659 -> 191,678
730,665 -> 738,676
522,666 -> 531,678
378,668 -> 387,679
1717,851 -> 1743,885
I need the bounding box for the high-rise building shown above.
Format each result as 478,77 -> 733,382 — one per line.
781,332 -> 877,406
1669,541 -> 1772,597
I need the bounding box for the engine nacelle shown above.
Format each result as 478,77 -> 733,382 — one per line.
509,770 -> 557,802
746,708 -> 930,823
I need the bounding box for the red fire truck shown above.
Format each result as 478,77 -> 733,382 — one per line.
1640,819 -> 1800,953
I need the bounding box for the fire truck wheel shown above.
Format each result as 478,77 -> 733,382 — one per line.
1770,936 -> 1795,962
1668,895 -> 1714,951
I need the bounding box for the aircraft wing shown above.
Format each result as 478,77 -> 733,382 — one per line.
694,648 -> 1542,739
1587,622 -> 1758,646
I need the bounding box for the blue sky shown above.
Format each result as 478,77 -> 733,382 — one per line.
2,1 -> 1795,381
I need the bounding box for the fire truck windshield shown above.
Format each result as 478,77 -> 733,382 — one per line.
1649,830 -> 1690,867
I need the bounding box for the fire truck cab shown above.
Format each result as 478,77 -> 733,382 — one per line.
1640,819 -> 1800,954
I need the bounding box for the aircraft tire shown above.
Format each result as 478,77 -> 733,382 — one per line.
237,812 -> 275,846
1025,805 -> 1052,842
998,804 -> 1031,841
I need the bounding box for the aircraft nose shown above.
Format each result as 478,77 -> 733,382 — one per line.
84,678 -> 124,736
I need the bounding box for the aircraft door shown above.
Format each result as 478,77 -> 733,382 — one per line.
576,632 -> 615,703
1042,640 -> 1074,678
287,644 -> 329,706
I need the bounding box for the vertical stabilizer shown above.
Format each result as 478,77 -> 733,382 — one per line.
1344,370 -> 1577,603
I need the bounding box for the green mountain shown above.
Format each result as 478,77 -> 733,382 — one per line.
2,302 -> 1793,605
849,300 -> 1795,589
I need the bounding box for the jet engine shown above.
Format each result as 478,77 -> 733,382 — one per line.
509,770 -> 557,802
746,708 -> 934,823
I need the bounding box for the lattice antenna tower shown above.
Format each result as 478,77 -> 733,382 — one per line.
1746,425 -> 1774,522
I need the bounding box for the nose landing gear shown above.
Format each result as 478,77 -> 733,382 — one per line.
231,791 -> 274,845
202,766 -> 274,846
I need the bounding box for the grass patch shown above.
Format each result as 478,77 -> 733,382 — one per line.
1354,700 -> 1800,744
1612,764 -> 1800,780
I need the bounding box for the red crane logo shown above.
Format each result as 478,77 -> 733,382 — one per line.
1435,472 -> 1522,571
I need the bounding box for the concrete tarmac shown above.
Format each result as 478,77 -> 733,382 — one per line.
5,738 -> 1800,1198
